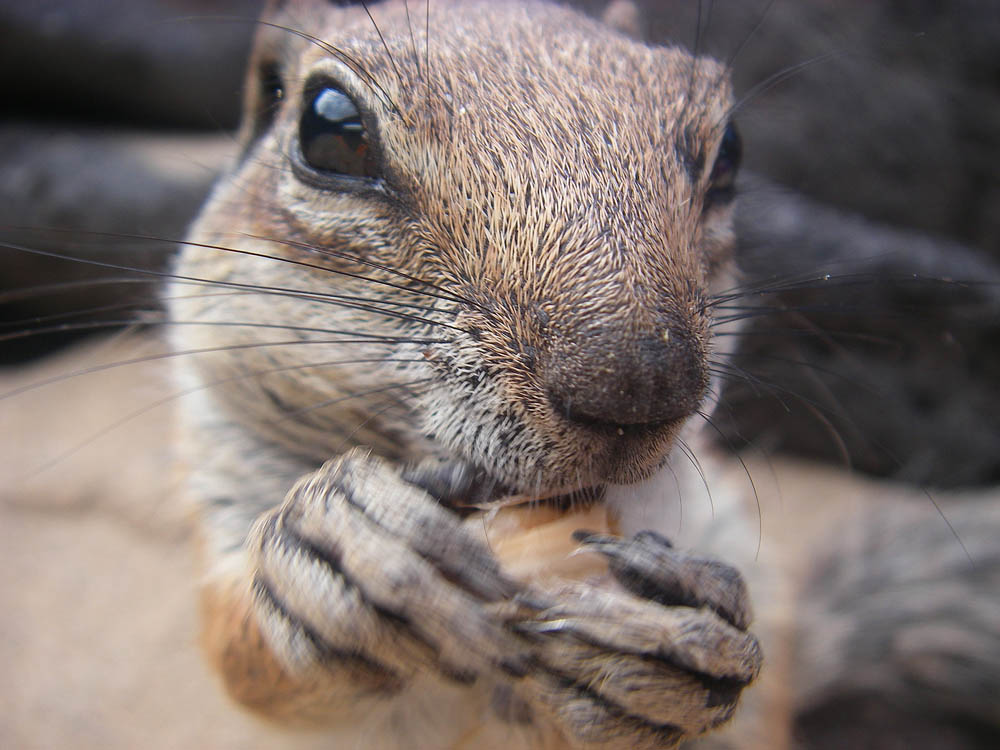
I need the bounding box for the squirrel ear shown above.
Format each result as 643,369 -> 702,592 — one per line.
600,0 -> 646,40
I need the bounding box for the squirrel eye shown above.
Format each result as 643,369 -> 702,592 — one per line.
253,62 -> 284,139
299,85 -> 378,179
705,122 -> 742,208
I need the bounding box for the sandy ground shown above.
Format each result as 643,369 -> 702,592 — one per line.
0,336 -> 338,749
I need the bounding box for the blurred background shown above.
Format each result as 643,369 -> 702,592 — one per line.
0,0 -> 998,748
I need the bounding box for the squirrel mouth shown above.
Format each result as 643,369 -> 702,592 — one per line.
400,457 -> 605,516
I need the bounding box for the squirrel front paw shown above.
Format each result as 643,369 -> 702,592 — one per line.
515,531 -> 762,749
247,448 -> 534,688
247,451 -> 759,748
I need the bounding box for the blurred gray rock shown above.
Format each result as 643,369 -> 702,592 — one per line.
0,126 -> 233,360
724,177 -> 1000,487
638,0 -> 1000,255
0,0 -> 263,129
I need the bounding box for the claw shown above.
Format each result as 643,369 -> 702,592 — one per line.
575,531 -> 752,630
399,456 -> 517,512
512,618 -> 576,635
330,453 -> 523,603
633,529 -> 675,549
572,529 -> 674,549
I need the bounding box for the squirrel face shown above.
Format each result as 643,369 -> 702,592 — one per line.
172,0 -> 739,497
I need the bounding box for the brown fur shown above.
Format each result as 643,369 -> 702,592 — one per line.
161,1 -> 999,748
173,0 -> 736,494
170,1 -> 758,746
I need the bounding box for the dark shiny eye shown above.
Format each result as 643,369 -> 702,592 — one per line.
705,121 -> 742,209
299,85 -> 378,179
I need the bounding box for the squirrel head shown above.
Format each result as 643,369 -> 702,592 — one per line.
174,0 -> 741,494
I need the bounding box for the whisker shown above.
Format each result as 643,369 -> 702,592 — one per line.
1,300 -> 159,332
709,300 -> 923,326
711,356 -> 864,426
0,277 -> 153,306
0,319 -> 156,344
332,382 -> 430,453
0,336 -> 442,403
725,50 -> 846,121
0,239 -> 464,331
706,270 -> 952,307
248,233 -> 478,307
674,437 -> 714,520
17,356 -> 424,481
921,488 -> 973,563
360,1 -> 406,94
714,362 -> 856,470
707,273 -> 844,308
425,0 -> 431,90
727,351 -> 884,397
238,379 -> 430,428
158,14 -> 403,118
709,362 -> 792,411
713,328 -> 901,349
663,459 -> 683,536
726,368 -> 976,563
255,20 -> 404,119
0,296 -> 459,368
3,224 -> 472,307
696,411 -> 762,560
722,0 -> 777,72
1,282 -> 455,330
0,317 -> 454,346
403,1 -> 420,80
678,0 -> 708,133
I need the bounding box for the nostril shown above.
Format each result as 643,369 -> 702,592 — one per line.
543,328 -> 708,428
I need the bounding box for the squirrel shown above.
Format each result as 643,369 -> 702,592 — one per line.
164,1 -> 1000,748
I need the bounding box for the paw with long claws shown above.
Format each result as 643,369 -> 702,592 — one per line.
248,449 -> 535,688
248,452 -> 759,747
576,530 -> 753,631
510,530 -> 761,749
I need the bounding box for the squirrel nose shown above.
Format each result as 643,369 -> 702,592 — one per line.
543,325 -> 708,428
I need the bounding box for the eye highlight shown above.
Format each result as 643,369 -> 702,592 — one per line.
298,84 -> 378,180
705,122 -> 742,210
